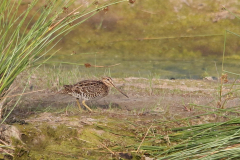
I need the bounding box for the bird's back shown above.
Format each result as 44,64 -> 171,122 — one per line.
63,80 -> 109,100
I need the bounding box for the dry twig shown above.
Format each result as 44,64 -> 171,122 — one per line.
137,124 -> 153,153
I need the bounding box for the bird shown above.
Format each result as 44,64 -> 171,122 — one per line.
62,77 -> 128,112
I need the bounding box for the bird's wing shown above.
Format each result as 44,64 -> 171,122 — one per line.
72,81 -> 102,94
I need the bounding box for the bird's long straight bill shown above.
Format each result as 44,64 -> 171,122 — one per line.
111,83 -> 129,98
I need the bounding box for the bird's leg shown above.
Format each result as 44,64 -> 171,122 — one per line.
82,100 -> 93,112
76,98 -> 83,111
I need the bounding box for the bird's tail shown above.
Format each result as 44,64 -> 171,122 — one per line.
58,85 -> 73,94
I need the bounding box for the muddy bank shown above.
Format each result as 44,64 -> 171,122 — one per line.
2,77 -> 240,159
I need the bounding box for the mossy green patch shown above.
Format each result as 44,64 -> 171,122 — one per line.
13,123 -> 82,159
12,114 -> 155,159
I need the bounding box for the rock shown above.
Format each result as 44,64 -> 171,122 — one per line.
0,124 -> 21,144
203,77 -> 213,81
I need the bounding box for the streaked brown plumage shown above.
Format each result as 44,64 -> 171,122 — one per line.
62,77 -> 128,112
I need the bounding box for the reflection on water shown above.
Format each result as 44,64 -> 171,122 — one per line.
46,52 -> 239,79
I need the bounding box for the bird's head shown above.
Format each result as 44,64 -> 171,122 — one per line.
102,77 -> 114,87
102,77 -> 128,98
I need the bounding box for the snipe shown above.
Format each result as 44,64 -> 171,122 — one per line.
62,77 -> 128,112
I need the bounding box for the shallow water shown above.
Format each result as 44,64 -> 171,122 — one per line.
46,52 -> 240,79
34,0 -> 240,80
46,29 -> 240,79
41,0 -> 240,79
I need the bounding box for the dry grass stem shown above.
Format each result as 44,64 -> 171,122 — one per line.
99,141 -> 115,155
49,5 -> 82,31
84,63 -> 121,68
1,40 -> 13,57
0,139 -> 9,146
137,124 -> 153,153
